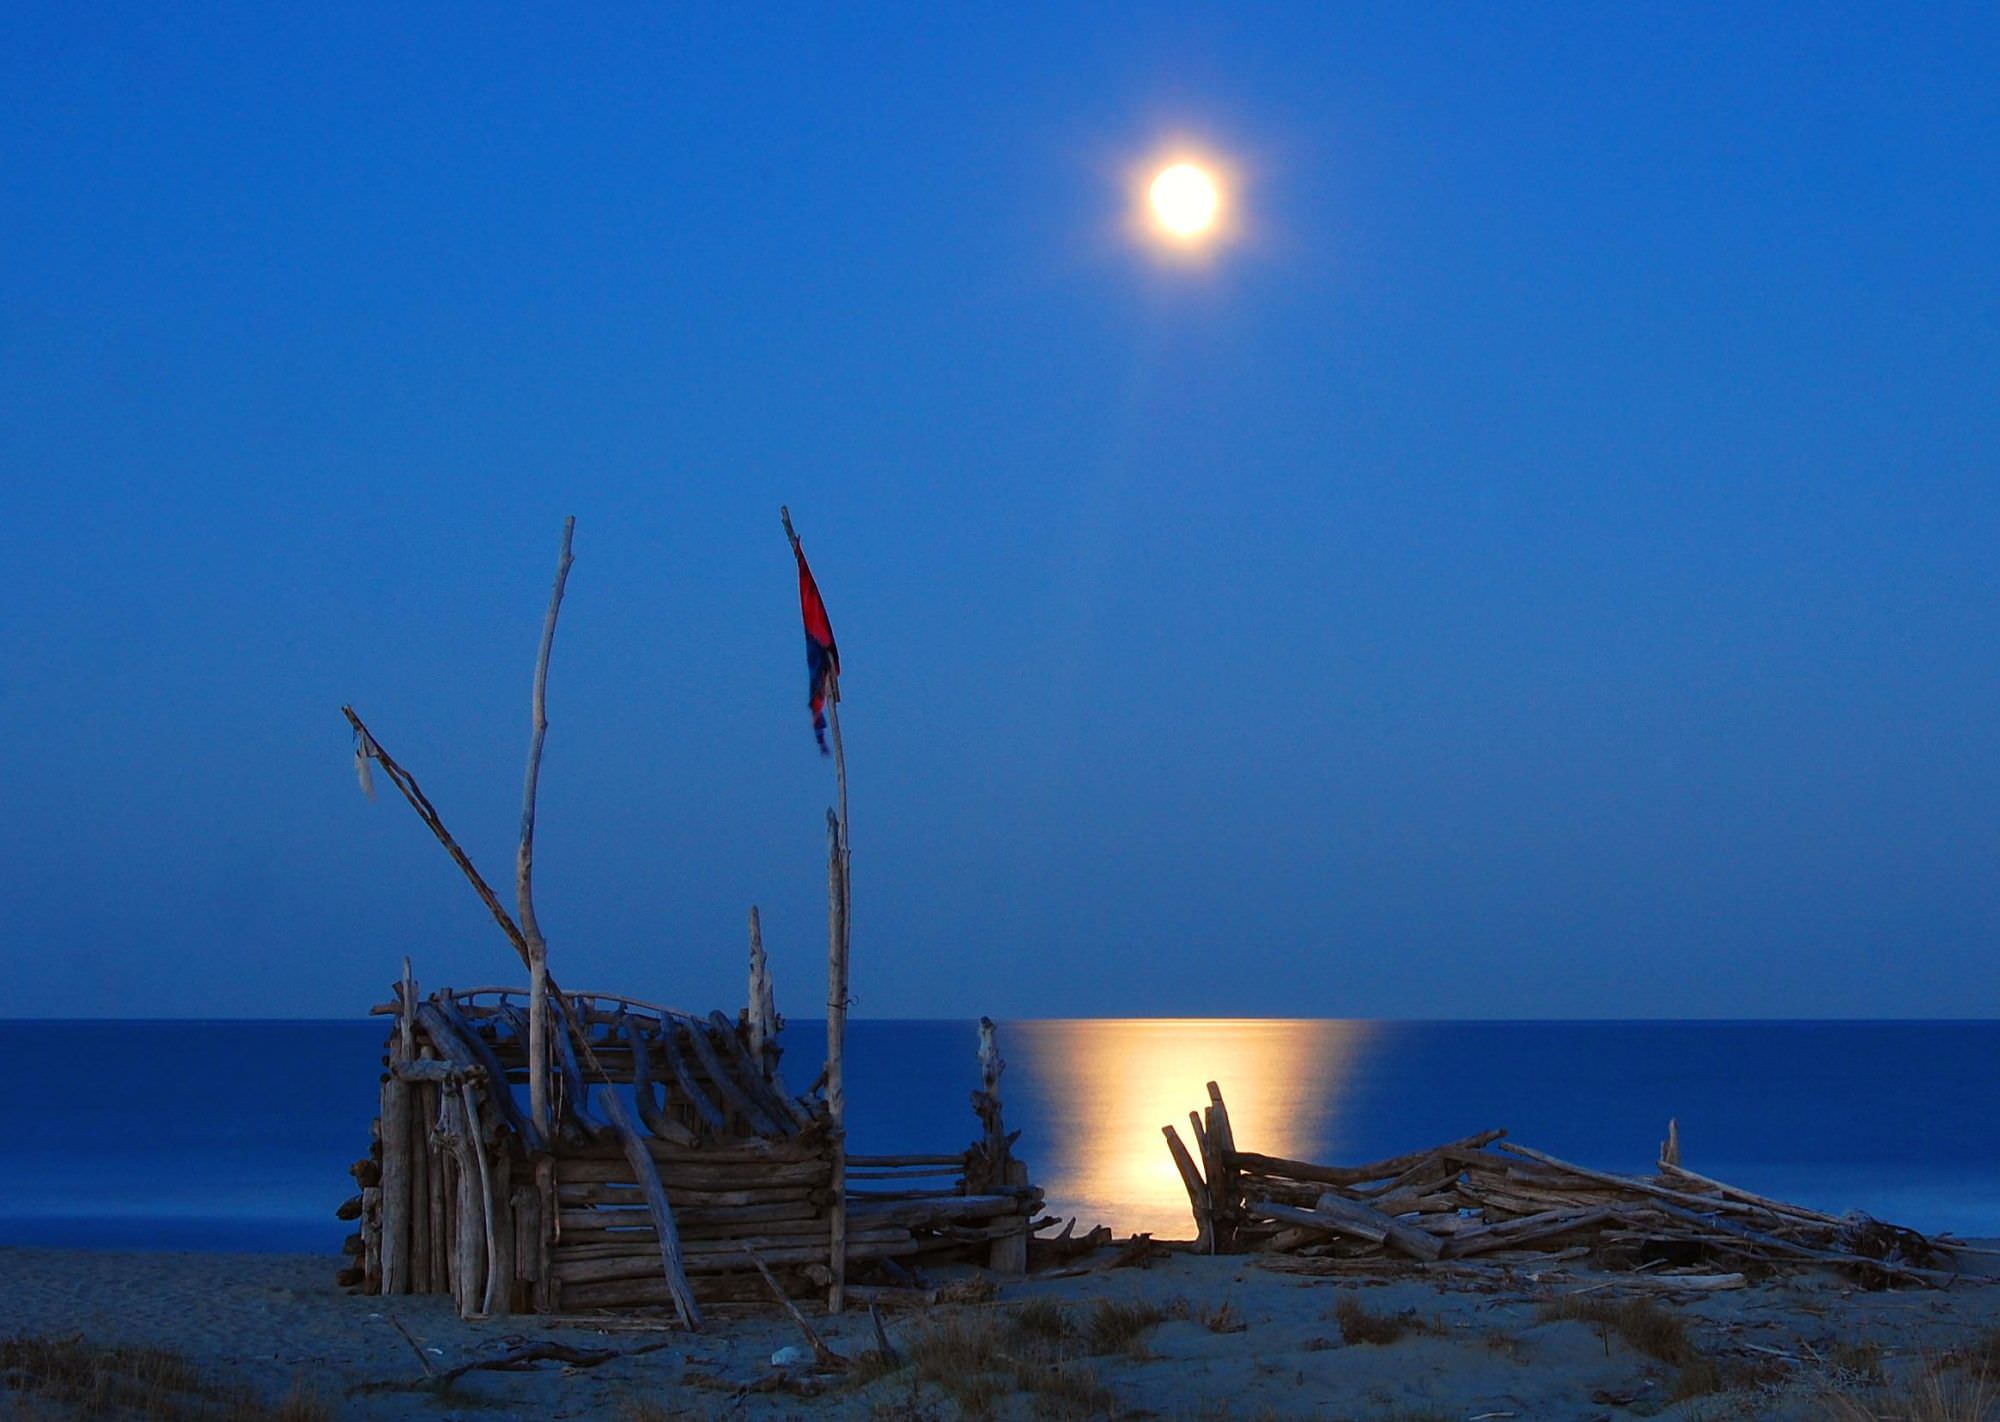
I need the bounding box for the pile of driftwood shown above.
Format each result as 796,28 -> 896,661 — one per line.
1164,1082 -> 1961,1288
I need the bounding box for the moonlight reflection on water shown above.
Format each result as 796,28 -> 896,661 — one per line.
1008,1019 -> 1381,1239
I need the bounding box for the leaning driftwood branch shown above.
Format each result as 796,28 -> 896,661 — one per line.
745,1246 -> 849,1371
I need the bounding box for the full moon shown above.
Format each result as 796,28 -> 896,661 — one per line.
1148,162 -> 1220,241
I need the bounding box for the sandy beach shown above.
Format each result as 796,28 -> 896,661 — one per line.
5,1245 -> 1998,1420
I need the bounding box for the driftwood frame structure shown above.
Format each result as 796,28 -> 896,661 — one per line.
337,518 -> 1039,1325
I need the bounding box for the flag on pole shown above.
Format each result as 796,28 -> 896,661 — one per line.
792,536 -> 840,753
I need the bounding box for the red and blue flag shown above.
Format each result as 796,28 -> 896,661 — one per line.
792,536 -> 840,752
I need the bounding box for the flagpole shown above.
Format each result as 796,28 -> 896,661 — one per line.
783,505 -> 853,1314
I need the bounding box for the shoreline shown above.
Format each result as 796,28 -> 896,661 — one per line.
5,1245 -> 1998,1420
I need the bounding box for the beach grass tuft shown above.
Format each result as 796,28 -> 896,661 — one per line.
1332,1296 -> 1439,1347
1083,1299 -> 1169,1357
0,1334 -> 330,1422
875,1306 -> 1117,1418
1821,1357 -> 1996,1422
1535,1293 -> 1699,1366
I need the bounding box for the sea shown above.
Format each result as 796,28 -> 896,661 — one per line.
3,1019 -> 1995,1255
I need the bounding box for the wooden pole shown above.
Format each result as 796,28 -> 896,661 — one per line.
520,515 -> 575,1143
378,1075 -> 411,1293
343,520 -> 704,1329
824,801 -> 848,1313
747,905 -> 775,1078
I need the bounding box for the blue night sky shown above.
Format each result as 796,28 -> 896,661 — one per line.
3,5 -> 1995,1019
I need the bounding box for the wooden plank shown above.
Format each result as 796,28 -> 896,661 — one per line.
655,1014 -> 726,1135
378,1075 -> 412,1294
1233,1130 -> 1506,1189
1242,1195 -> 1444,1262
1161,1124 -> 1213,1254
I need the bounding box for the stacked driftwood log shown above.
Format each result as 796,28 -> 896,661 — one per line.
338,970 -> 1041,1322
1163,1082 -> 1961,1288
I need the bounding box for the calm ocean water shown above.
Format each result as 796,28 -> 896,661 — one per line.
3,1019 -> 1994,1254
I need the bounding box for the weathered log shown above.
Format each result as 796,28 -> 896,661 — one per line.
361,1186 -> 383,1292
560,1199 -> 819,1233
1243,1196 -> 1445,1262
551,1157 -> 827,1188
555,1224 -> 910,1267
532,1157 -> 556,1313
747,906 -> 775,1077
1233,1130 -> 1507,1189
559,1211 -> 832,1244
624,1014 -> 698,1145
554,1233 -> 917,1282
379,1075 -> 413,1294
512,1183 -> 541,1290
558,1183 -> 817,1212
847,1193 -> 1039,1229
1161,1123 -> 1213,1253
438,1089 -> 485,1317
987,1159 -> 1030,1275
1656,1162 -> 1844,1227
426,1083 -> 448,1291
1205,1082 -> 1241,1247
394,1059 -> 480,1085
654,1013 -> 727,1136
1444,1206 -> 1617,1259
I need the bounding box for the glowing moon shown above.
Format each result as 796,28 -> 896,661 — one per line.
1148,162 -> 1220,241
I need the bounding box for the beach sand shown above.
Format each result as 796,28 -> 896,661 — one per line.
3,1246 -> 1997,1420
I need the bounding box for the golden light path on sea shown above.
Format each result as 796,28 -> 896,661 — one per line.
1008,1020 -> 1380,1238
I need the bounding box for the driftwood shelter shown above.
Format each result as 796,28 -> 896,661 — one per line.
336,518 -> 1038,1328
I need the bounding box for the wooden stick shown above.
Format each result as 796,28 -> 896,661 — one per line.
461,1082 -> 504,1317
379,1071 -> 412,1294
409,1074 -> 433,1294
747,906 -> 775,1078
342,705 -> 530,963
744,1246 -> 849,1370
1161,1124 -> 1213,1254
519,515 -> 574,1143
1233,1130 -> 1507,1188
1205,1082 -> 1240,1248
1656,1161 -> 1844,1227
824,804 -> 848,1313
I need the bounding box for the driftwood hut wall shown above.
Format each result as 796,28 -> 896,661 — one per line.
343,974 -> 1041,1317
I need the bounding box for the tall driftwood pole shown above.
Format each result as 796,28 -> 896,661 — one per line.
345,516 -> 704,1330
520,516 -> 575,1141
